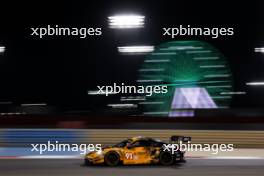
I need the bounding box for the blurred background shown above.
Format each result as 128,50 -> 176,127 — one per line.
0,0 -> 264,115
0,0 -> 264,175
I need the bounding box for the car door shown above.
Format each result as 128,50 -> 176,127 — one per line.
123,140 -> 152,164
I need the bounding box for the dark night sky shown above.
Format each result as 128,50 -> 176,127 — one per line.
0,0 -> 264,110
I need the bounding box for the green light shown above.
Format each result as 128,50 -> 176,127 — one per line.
138,41 -> 233,116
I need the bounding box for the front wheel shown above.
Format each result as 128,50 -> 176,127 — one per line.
84,158 -> 91,166
104,151 -> 120,166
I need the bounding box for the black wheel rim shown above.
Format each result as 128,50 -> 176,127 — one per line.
107,153 -> 118,165
161,153 -> 172,164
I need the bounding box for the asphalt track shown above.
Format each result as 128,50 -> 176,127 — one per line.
0,159 -> 264,176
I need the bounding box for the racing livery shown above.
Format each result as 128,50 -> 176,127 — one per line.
84,136 -> 191,166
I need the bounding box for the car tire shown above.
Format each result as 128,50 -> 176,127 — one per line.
84,159 -> 91,166
159,151 -> 175,166
104,151 -> 120,166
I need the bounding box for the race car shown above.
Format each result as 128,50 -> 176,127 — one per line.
84,136 -> 191,166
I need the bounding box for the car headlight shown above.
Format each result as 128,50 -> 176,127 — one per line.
96,150 -> 103,155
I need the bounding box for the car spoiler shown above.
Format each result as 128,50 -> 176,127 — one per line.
170,136 -> 192,142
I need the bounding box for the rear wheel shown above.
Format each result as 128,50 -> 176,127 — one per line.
159,151 -> 175,166
104,151 -> 120,166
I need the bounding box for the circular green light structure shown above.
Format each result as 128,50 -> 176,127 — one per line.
138,41 -> 233,116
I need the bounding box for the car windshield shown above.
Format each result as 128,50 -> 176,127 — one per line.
113,140 -> 131,147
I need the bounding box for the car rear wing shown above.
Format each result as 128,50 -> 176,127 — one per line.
170,136 -> 192,142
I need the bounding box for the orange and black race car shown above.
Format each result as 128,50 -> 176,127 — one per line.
84,136 -> 191,166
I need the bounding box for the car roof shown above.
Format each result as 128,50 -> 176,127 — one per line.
129,136 -> 161,142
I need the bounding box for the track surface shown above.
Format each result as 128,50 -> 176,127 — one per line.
0,159 -> 264,176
